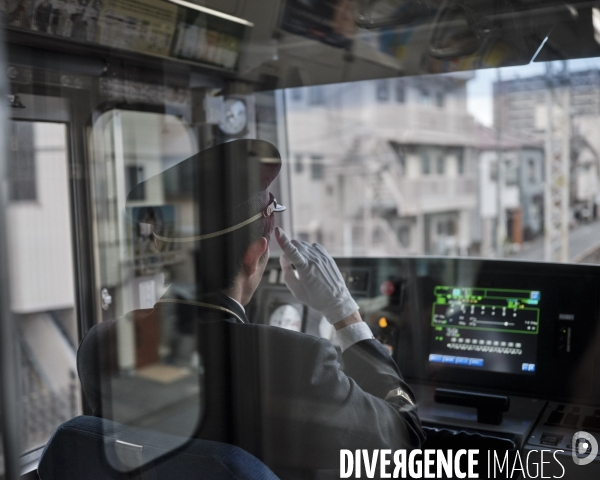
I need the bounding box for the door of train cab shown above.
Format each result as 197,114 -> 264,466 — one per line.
0,0 -> 293,475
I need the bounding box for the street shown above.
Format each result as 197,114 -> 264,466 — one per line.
509,220 -> 600,262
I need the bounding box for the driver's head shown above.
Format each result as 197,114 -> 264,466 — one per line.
127,140 -> 285,300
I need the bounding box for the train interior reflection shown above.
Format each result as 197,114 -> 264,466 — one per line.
2,0 -> 600,478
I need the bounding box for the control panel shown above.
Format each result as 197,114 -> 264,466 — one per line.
252,256 -> 600,397
528,402 -> 600,450
250,256 -> 600,479
247,263 -> 372,349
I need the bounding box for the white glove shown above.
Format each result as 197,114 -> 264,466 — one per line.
275,227 -> 359,325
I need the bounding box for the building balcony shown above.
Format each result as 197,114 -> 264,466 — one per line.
396,176 -> 477,216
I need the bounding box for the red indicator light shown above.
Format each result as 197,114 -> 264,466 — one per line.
380,280 -> 395,296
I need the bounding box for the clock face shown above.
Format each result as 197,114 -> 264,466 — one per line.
219,98 -> 247,136
268,304 -> 303,332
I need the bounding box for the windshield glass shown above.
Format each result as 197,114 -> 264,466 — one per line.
284,57 -> 600,263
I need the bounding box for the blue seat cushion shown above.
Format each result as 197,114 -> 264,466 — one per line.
38,416 -> 279,480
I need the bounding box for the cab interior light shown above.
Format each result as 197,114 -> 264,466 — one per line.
166,0 -> 254,27
593,7 -> 600,46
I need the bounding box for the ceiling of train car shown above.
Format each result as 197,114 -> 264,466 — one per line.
234,0 -> 600,90
5,0 -> 600,91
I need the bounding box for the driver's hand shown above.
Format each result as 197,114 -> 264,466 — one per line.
275,227 -> 359,325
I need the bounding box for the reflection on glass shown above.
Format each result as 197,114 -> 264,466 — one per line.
87,110 -> 202,468
6,122 -> 81,453
285,58 -> 600,263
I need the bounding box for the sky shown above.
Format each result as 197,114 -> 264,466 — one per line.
466,57 -> 600,127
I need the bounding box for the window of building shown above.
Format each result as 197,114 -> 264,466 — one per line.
528,158 -> 536,182
419,89 -> 432,106
436,156 -> 445,174
437,219 -> 456,236
437,220 -> 445,235
398,154 -> 406,175
291,88 -> 303,101
376,80 -> 389,101
436,91 -> 445,107
309,86 -> 325,105
9,121 -> 37,201
311,155 -> 324,179
395,83 -> 405,103
421,154 -> 431,175
295,154 -> 304,173
458,156 -> 465,175
7,121 -> 80,454
447,219 -> 457,236
398,225 -> 410,247
126,166 -> 145,200
490,162 -> 498,181
506,161 -> 518,186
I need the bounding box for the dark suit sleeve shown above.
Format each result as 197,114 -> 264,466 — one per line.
77,319 -> 117,418
263,335 -> 425,470
77,323 -> 102,416
342,337 -> 419,403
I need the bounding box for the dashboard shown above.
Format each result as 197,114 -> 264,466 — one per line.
247,256 -> 600,475
249,256 -> 600,403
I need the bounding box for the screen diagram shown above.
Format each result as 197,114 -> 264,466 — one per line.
429,287 -> 541,375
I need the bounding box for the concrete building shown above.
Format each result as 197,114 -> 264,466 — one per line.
494,69 -> 600,223
285,74 -> 481,256
7,120 -> 80,451
475,126 -> 544,255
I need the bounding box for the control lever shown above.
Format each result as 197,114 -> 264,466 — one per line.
434,388 -> 510,425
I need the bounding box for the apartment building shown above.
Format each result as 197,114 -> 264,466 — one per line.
494,69 -> 600,222
285,74 -> 481,256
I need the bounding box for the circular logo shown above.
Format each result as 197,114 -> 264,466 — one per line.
572,431 -> 598,466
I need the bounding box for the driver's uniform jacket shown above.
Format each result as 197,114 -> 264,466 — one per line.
78,290 -> 425,479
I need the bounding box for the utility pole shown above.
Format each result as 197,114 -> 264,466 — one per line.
496,68 -> 506,257
543,62 -> 571,262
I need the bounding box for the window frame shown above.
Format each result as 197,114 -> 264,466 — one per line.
6,96 -> 80,477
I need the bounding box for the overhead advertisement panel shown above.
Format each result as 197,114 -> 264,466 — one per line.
95,0 -> 178,57
3,0 -> 247,70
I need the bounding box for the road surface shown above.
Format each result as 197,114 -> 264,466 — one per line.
509,220 -> 600,262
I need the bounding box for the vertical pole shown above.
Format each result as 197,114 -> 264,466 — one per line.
112,111 -> 135,374
363,175 -> 372,253
415,213 -> 424,255
495,68 -> 505,257
544,63 -> 571,262
560,87 -> 571,262
0,26 -> 23,480
274,89 -> 294,237
496,155 -> 506,256
544,64 -> 554,261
